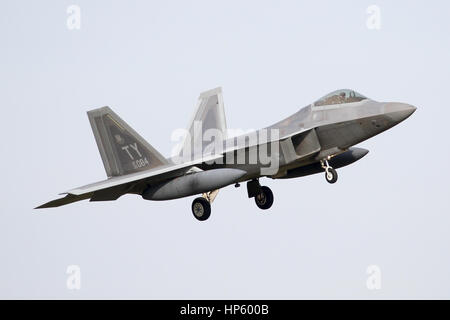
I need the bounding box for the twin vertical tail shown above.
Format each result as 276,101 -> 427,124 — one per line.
88,107 -> 168,178
89,87 -> 227,177
177,87 -> 227,161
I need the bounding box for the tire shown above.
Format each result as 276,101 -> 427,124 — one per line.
325,168 -> 338,184
192,197 -> 211,221
254,186 -> 274,210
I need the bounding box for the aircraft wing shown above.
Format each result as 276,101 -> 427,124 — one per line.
36,154 -> 223,209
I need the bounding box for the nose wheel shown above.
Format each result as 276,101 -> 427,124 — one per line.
321,159 -> 338,184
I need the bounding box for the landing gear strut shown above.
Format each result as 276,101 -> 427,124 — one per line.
247,179 -> 274,210
320,159 -> 338,184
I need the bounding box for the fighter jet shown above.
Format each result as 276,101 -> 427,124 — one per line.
36,88 -> 416,221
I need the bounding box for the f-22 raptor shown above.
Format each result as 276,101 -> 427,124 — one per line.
37,88 -> 416,221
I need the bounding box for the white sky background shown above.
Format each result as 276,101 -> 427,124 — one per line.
1,0 -> 449,299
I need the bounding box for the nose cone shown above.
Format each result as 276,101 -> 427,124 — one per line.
385,102 -> 417,123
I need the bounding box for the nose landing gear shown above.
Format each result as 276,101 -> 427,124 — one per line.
321,159 -> 338,184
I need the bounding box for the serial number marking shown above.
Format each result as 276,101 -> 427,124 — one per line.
131,157 -> 149,169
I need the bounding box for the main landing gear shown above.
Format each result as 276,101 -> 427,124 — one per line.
247,179 -> 274,210
320,159 -> 338,184
191,189 -> 219,221
191,180 -> 275,221
254,186 -> 274,210
191,159 -> 338,220
192,197 -> 211,221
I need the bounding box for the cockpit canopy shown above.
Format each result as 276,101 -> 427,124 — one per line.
314,89 -> 367,107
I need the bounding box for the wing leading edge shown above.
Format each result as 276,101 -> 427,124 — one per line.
35,154 -> 224,209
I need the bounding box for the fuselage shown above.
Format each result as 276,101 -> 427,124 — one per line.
39,88 -> 416,210
142,89 -> 417,218
194,89 -> 416,181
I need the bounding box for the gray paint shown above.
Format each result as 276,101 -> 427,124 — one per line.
88,106 -> 168,177
37,89 -> 415,208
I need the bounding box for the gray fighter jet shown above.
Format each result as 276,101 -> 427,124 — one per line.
37,88 -> 416,221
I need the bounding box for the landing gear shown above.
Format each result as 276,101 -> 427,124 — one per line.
191,189 -> 218,221
254,186 -> 274,210
325,167 -> 338,183
247,179 -> 274,210
321,159 -> 338,184
191,197 -> 211,221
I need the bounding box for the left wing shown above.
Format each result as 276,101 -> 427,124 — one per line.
35,154 -> 223,209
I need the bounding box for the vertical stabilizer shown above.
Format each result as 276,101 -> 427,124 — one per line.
88,107 -> 168,177
178,87 -> 227,161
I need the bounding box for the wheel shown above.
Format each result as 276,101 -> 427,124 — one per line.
325,167 -> 338,184
254,186 -> 274,210
191,197 -> 211,221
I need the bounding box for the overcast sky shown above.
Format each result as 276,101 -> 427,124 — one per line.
1,0 -> 449,299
